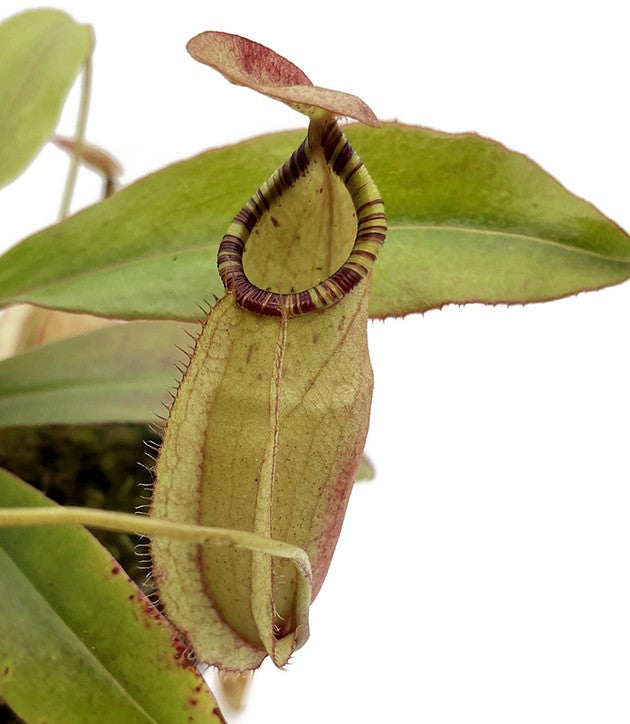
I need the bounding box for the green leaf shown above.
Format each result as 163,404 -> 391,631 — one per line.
358,124 -> 630,316
0,129 -> 302,319
356,454 -> 375,482
0,9 -> 93,188
0,320 -> 193,428
0,124 -> 628,320
0,469 -> 224,723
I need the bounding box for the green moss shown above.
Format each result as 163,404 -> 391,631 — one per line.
0,423 -> 158,591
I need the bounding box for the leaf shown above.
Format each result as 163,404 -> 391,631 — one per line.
358,124 -> 630,316
0,304 -> 115,360
187,31 -> 378,126
356,454 -> 375,482
0,469 -> 225,723
1,123 -> 628,320
0,320 -> 193,427
53,135 -> 123,179
0,9 -> 93,188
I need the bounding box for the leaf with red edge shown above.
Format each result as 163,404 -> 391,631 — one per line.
0,469 -> 225,723
2,124 -> 628,322
187,31 -> 379,126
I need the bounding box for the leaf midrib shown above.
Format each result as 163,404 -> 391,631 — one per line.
388,224 -> 630,261
4,222 -> 628,303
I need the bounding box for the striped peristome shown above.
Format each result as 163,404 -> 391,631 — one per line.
217,119 -> 386,316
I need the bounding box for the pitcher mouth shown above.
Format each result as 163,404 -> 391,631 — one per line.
217,119 -> 386,317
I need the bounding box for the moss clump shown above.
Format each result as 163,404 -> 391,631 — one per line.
0,423 -> 159,591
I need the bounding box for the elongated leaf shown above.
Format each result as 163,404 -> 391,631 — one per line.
1,124 -> 628,320
360,124 -> 630,315
0,469 -> 224,723
0,320 -> 193,427
0,9 -> 93,188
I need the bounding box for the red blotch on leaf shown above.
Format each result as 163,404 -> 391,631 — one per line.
232,34 -> 311,86
187,31 -> 311,90
186,31 -> 379,127
173,637 -> 187,661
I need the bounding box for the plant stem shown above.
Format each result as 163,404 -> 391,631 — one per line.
0,505 -> 312,647
0,506 -> 312,581
58,55 -> 92,220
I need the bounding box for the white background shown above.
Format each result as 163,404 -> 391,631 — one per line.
1,2 -> 629,722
